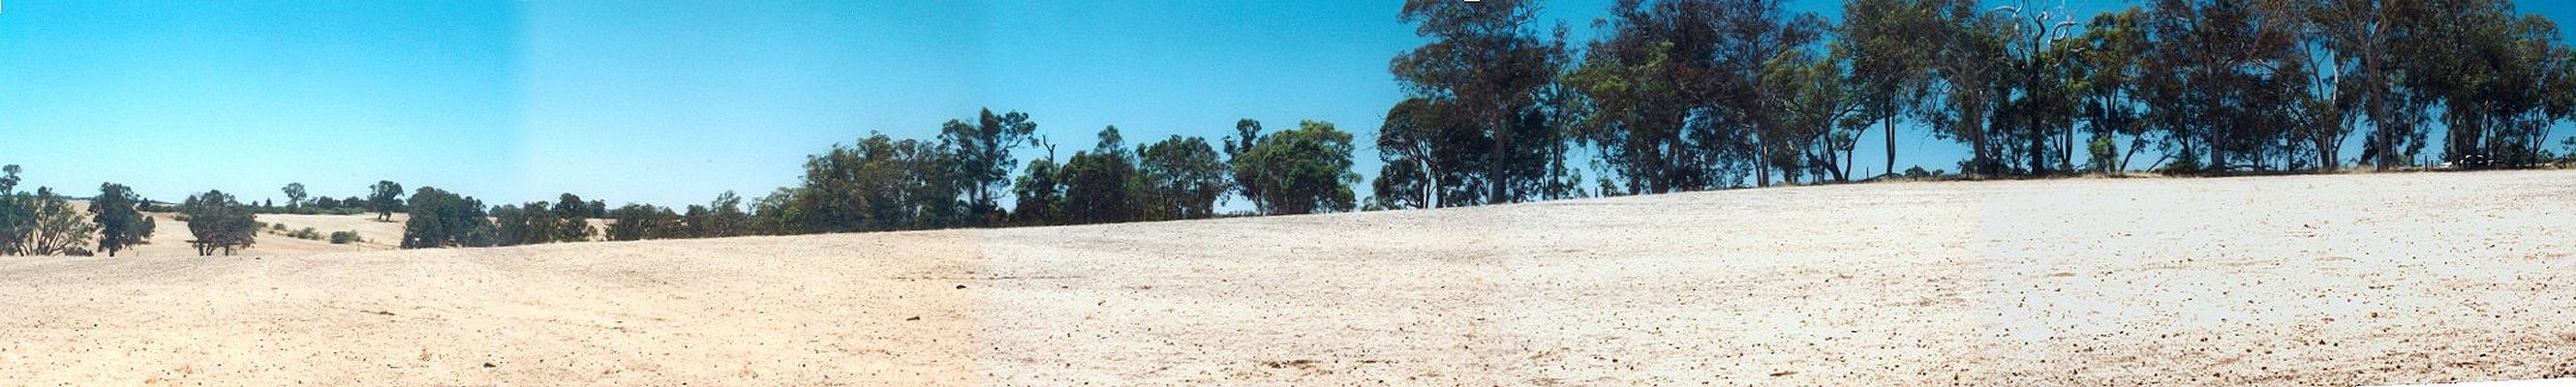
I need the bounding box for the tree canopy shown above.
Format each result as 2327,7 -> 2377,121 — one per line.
91,183 -> 156,257
181,190 -> 257,255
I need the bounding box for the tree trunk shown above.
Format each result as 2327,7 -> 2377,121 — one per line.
1488,110 -> 1509,204
1883,110 -> 1897,179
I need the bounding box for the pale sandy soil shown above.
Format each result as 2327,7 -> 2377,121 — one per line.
4,170 -> 2574,385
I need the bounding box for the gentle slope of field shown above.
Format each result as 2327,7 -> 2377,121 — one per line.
4,170 -> 2573,385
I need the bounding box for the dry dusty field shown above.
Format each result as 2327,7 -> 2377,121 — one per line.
4,170 -> 2574,386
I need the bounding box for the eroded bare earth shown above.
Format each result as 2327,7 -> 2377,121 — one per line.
4,170 -> 2573,385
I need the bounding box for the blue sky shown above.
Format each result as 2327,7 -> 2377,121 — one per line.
3,1 -> 2572,207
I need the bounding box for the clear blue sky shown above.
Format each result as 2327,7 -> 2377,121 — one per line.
3,1 -> 2572,207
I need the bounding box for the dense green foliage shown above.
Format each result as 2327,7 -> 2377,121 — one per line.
400,187 -> 493,249
763,131 -> 962,233
180,190 -> 257,255
1009,159 -> 1067,225
939,109 -> 1042,225
90,183 -> 156,256
1058,127 -> 1143,223
1389,0 -> 1582,205
683,191 -> 753,238
368,180 -> 405,222
1375,0 -> 2576,202
604,203 -> 686,241
1136,134 -> 1230,221
1232,121 -> 1362,215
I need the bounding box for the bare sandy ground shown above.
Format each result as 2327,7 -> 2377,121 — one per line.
4,170 -> 2573,385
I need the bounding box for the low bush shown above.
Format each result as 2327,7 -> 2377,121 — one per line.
329,230 -> 362,245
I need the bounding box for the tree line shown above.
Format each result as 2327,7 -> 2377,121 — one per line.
1370,0 -> 2576,210
0,164 -> 248,257
12,1 -> 2576,256
379,109 -> 1361,248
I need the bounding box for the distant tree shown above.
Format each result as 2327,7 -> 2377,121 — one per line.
1010,158 -> 1066,226
0,187 -> 96,256
315,196 -> 341,209
489,203 -> 533,246
604,203 -> 684,241
1135,134 -> 1230,221
687,191 -> 752,238
368,181 -> 404,222
1223,119 -> 1273,211
0,166 -> 99,256
902,137 -> 966,229
282,183 -> 307,209
938,108 -> 1041,224
551,194 -> 596,242
681,205 -> 711,237
90,183 -> 156,257
750,187 -> 802,235
1232,121 -> 1361,215
783,132 -> 953,233
26,187 -> 96,256
1058,126 -> 1141,224
180,190 -> 256,255
0,165 -> 27,254
399,187 -> 493,249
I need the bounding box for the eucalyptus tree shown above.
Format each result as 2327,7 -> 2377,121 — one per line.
1393,0 -> 1572,203
1761,45 -> 1867,182
1233,121 -> 1361,215
939,108 -> 1039,224
182,190 -> 257,255
1564,0 -> 1711,194
91,183 -> 156,257
1842,0 -> 1942,178
1136,135 -> 1229,221
1922,0 -> 2014,175
2071,8 -> 2154,172
1057,126 -> 1140,224
281,183 -> 307,209
367,180 -> 404,222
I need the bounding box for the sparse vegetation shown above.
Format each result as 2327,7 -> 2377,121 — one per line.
328,230 -> 363,245
0,165 -> 99,256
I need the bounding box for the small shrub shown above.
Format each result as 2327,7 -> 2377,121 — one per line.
329,230 -> 362,245
289,227 -> 322,240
